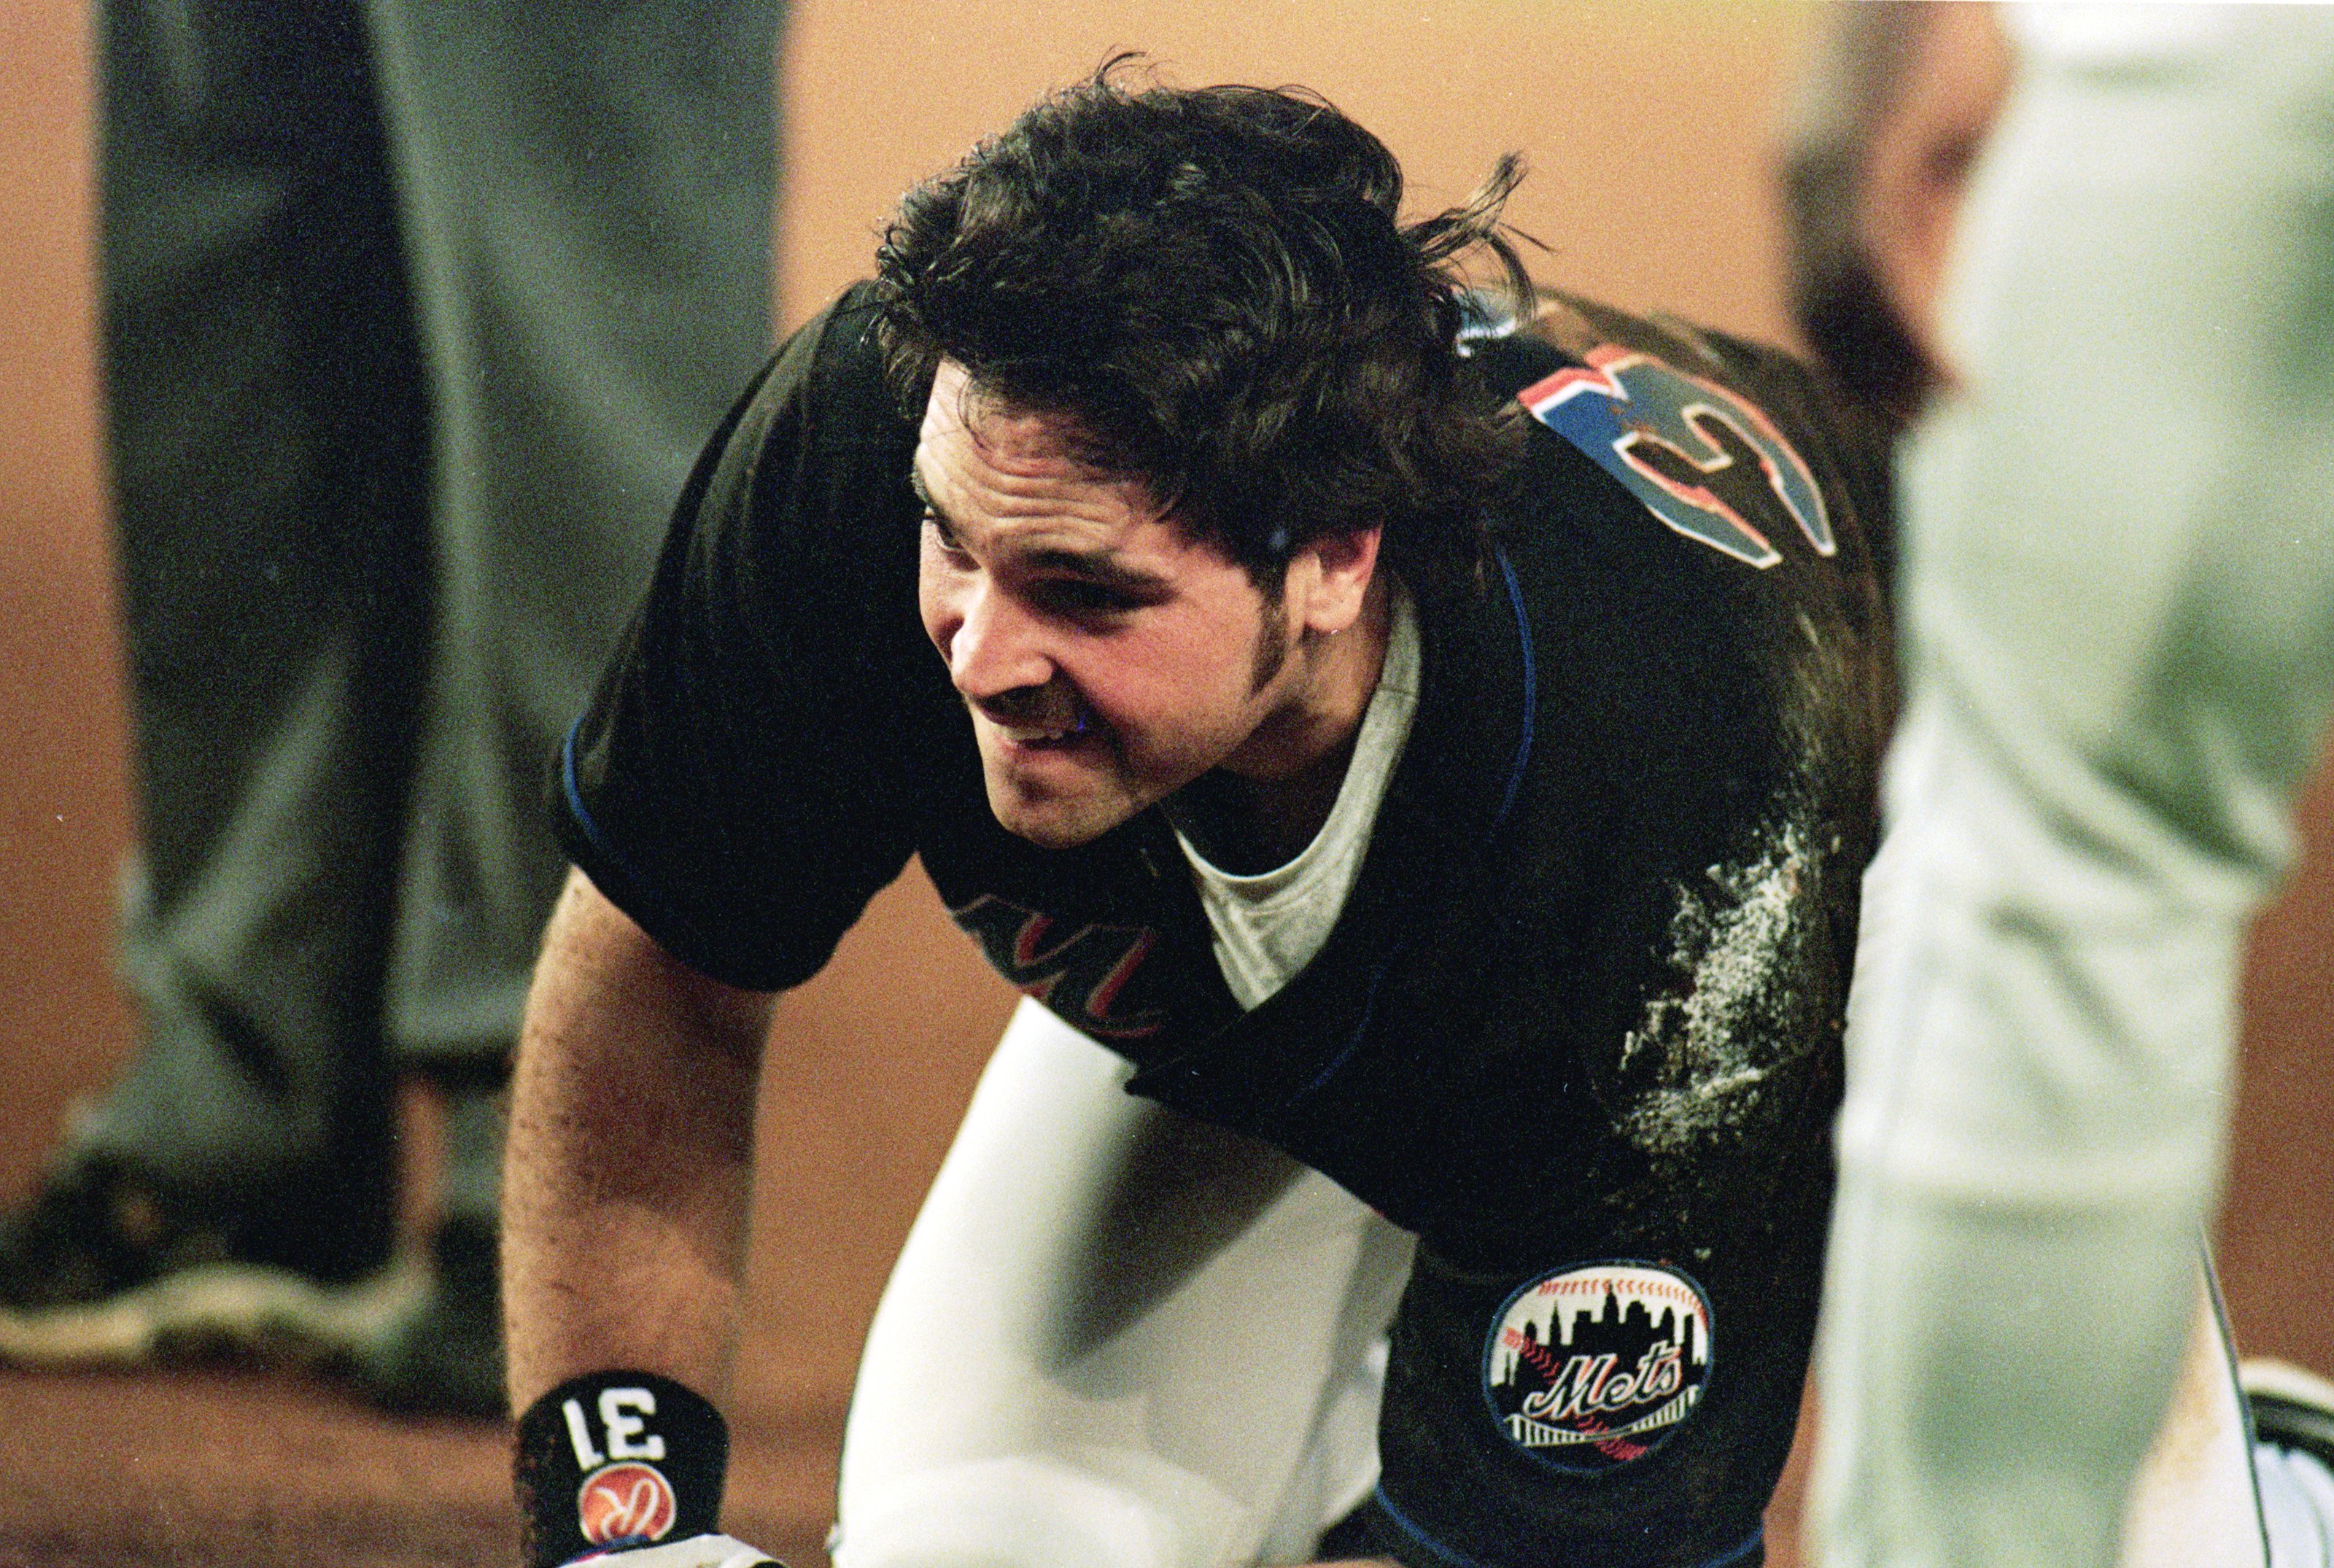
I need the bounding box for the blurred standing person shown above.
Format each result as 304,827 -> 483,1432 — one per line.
0,0 -> 783,1416
1802,7 -> 2334,1564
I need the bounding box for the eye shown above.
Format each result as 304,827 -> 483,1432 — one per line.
922,511 -> 971,559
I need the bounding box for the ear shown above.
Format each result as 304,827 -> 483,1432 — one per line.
1284,527 -> 1382,637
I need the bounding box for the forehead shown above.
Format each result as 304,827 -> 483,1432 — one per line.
918,360 -> 1083,467
914,360 -> 1168,535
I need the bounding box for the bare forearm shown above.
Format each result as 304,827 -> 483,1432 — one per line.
503,869 -> 776,1413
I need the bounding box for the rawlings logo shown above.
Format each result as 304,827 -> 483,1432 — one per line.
576,1461 -> 678,1545
949,894 -> 1166,1040
1519,346 -> 1833,569
1484,1261 -> 1713,1472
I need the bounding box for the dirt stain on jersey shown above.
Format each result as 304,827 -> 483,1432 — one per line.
1617,817 -> 1818,1154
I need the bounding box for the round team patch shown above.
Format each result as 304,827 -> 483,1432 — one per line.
576,1460 -> 680,1545
1483,1260 -> 1713,1472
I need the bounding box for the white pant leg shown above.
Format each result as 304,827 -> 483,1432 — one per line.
833,999 -> 1415,1568
1811,11 -> 2334,1567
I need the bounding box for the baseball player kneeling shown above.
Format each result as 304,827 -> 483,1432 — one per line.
502,61 -> 1894,1568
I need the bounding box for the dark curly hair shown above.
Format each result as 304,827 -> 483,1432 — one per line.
872,56 -> 1533,591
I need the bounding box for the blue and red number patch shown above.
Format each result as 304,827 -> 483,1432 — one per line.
1484,1260 -> 1714,1472
1520,346 -> 1833,569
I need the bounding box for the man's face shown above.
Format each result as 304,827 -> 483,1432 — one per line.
914,360 -> 1308,848
1855,1 -> 2012,373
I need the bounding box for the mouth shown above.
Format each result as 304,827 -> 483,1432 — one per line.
977,701 -> 1102,756
991,715 -> 1093,749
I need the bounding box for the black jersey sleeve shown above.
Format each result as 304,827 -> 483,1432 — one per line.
553,286 -> 934,992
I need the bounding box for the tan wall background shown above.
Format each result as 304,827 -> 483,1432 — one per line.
2,0 -> 2331,1435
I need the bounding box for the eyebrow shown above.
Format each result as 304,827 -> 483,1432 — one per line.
1023,546 -> 1173,597
910,464 -> 1173,599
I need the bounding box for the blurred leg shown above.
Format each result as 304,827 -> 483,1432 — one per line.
76,0 -> 432,1271
330,0 -> 780,1408
360,0 -> 783,1128
1811,13 -> 2334,1565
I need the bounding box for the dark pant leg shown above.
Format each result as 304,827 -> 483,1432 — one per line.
81,0 -> 430,1270
358,0 -> 782,1217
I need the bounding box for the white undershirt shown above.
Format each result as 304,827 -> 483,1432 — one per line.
1169,583 -> 1421,1012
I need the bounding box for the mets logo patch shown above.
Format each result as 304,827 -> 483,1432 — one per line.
1483,1260 -> 1713,1472
577,1459 -> 679,1545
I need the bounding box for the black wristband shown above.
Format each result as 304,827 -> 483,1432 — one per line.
514,1371 -> 729,1566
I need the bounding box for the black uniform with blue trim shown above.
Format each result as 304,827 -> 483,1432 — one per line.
555,282 -> 1893,1568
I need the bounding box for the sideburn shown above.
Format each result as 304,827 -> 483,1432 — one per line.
1248,591 -> 1290,694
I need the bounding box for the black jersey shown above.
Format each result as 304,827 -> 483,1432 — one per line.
557,283 -> 1893,1568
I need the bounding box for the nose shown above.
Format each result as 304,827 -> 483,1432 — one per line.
939,578 -> 1053,702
